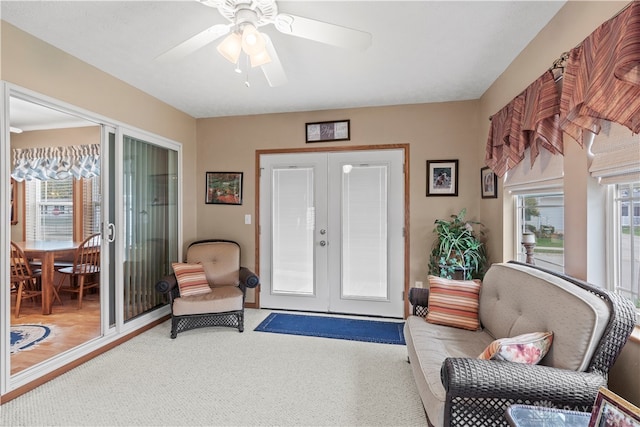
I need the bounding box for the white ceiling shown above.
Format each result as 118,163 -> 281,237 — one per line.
1,0 -> 566,121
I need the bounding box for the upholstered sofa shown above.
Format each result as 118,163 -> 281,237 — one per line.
404,261 -> 636,427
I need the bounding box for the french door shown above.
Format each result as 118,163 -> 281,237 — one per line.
259,149 -> 405,318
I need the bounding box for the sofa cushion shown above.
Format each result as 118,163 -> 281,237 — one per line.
478,331 -> 554,364
172,285 -> 243,316
478,263 -> 610,371
425,275 -> 482,331
187,241 -> 240,287
404,316 -> 494,427
172,263 -> 212,297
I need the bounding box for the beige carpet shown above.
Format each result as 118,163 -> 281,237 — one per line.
0,309 -> 427,426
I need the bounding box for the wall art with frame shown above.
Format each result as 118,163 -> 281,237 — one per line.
426,159 -> 458,196
588,387 -> 640,427
205,172 -> 243,205
480,166 -> 498,199
305,120 -> 350,143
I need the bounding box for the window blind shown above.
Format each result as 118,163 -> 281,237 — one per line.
589,122 -> 640,185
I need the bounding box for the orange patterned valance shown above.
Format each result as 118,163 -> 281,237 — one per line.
486,1 -> 640,177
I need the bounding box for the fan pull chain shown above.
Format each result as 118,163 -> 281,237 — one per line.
244,54 -> 251,87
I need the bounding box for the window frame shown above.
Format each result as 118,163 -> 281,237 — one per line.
23,176 -> 100,241
607,183 -> 640,323
512,188 -> 565,272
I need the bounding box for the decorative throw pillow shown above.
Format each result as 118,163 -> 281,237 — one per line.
425,275 -> 482,331
478,331 -> 554,364
172,263 -> 212,297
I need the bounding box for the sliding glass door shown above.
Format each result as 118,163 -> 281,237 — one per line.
122,134 -> 178,322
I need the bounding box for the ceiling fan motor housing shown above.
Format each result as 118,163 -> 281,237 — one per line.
213,0 -> 278,28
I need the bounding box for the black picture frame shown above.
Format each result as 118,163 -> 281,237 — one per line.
481,166 -> 498,199
426,160 -> 458,197
305,120 -> 350,143
205,172 -> 243,205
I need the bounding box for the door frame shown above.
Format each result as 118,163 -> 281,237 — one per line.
254,143 -> 411,318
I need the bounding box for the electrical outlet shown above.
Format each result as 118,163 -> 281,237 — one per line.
415,281 -> 423,288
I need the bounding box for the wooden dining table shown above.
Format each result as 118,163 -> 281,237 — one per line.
15,240 -> 82,315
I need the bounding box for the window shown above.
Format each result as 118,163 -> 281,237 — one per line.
515,192 -> 564,273
611,182 -> 640,313
25,177 -> 101,241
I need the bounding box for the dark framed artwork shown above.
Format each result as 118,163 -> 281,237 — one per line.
426,160 -> 458,197
11,178 -> 17,225
588,387 -> 640,427
205,172 -> 243,205
481,166 -> 498,199
306,120 -> 350,143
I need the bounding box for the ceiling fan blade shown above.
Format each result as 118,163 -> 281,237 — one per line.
155,24 -> 231,62
274,13 -> 371,50
260,33 -> 287,87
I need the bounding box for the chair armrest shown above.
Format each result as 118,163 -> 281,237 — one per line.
155,274 -> 178,294
239,267 -> 260,289
441,357 -> 606,412
408,287 -> 429,316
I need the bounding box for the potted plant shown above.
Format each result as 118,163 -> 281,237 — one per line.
428,208 -> 488,280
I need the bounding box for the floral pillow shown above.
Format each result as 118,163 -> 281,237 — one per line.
478,331 -> 554,364
172,262 -> 212,297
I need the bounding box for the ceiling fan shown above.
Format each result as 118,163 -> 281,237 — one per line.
156,0 -> 372,87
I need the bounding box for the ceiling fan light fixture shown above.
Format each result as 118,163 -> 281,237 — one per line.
216,31 -> 242,64
241,24 -> 266,56
250,50 -> 271,67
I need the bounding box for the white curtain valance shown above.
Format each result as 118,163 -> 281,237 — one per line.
589,122 -> 640,185
11,144 -> 100,182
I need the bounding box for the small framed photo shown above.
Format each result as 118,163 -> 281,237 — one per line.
588,387 -> 640,427
205,172 -> 243,205
427,159 -> 458,197
306,120 -> 350,143
481,166 -> 498,199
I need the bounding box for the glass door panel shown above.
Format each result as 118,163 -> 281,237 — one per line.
122,135 -> 178,322
341,164 -> 388,300
272,168 -> 315,295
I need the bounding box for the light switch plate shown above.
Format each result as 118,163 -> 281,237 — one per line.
244,214 -> 251,225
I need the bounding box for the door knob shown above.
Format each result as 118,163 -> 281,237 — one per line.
320,229 -> 327,235
319,240 -> 327,246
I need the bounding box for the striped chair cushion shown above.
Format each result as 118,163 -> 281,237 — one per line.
425,275 -> 482,331
172,263 -> 212,297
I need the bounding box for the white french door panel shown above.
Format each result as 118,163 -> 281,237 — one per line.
260,149 -> 404,317
327,150 -> 404,317
260,153 -> 329,312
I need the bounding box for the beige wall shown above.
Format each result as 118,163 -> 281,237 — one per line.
478,1 -> 638,405
1,21 -> 199,245
197,101 -> 483,303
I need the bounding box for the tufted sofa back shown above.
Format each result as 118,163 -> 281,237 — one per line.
479,262 -> 610,372
186,240 -> 240,288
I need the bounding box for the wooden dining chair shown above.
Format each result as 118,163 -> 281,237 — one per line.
55,233 -> 101,309
10,241 -> 43,318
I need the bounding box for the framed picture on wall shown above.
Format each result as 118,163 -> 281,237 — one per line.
481,167 -> 497,199
205,172 -> 243,205
305,120 -> 350,143
426,160 -> 458,196
588,387 -> 640,427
